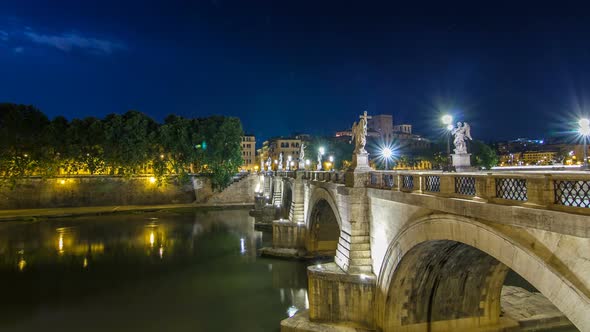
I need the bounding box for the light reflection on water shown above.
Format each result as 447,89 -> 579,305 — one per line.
0,209 -> 308,332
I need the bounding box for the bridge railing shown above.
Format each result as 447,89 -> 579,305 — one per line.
366,170 -> 590,215
275,170 -> 296,179
303,170 -> 346,184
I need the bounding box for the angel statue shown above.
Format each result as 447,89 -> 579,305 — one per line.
351,111 -> 370,154
451,122 -> 472,154
266,156 -> 272,171
299,143 -> 306,161
278,152 -> 284,170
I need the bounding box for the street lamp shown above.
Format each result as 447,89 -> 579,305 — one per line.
579,118 -> 590,170
381,147 -> 393,170
328,156 -> 334,171
442,114 -> 453,170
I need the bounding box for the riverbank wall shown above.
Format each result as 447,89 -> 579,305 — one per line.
0,174 -> 256,210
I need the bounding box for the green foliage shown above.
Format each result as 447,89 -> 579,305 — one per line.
0,104 -> 244,189
305,137 -> 353,170
471,140 -> 499,169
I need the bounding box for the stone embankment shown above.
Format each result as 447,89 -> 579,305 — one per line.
0,174 -> 257,216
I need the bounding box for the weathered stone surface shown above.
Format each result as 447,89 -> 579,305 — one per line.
307,263 -> 376,329
207,174 -> 257,204
0,175 -> 197,209
501,286 -> 576,331
281,311 -> 369,332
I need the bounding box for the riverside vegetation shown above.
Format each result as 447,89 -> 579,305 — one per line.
0,103 -> 244,190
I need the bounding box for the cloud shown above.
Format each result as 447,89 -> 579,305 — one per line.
0,30 -> 8,41
24,31 -> 125,55
13,46 -> 23,53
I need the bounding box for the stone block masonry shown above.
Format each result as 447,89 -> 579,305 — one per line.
0,174 -> 257,209
0,176 -> 196,209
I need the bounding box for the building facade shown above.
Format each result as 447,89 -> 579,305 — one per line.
240,135 -> 256,171
269,137 -> 302,167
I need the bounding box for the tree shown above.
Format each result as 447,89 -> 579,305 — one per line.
305,137 -> 353,170
198,116 -> 243,189
103,111 -> 157,175
0,104 -> 245,189
471,140 -> 499,169
0,103 -> 50,178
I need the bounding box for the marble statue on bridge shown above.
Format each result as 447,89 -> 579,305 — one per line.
450,121 -> 474,171
278,152 -> 284,171
351,111 -> 370,154
350,111 -> 372,171
451,122 -> 472,154
299,143 -> 306,169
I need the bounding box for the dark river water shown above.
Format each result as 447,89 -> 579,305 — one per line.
0,209 -> 309,332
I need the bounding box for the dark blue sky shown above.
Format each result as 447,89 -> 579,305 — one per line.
1,0 -> 590,142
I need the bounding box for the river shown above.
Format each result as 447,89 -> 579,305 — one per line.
0,208 -> 308,332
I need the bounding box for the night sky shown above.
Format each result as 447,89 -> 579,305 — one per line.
1,1 -> 590,143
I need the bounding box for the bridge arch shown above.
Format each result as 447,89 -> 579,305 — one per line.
305,187 -> 342,256
376,214 -> 590,332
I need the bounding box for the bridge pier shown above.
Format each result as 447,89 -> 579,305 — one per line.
288,172 -> 305,224
272,176 -> 283,206
281,170 -> 379,331
260,171 -> 314,258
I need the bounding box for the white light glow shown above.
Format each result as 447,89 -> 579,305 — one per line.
442,114 -> 453,125
240,237 -> 246,254
287,306 -> 298,318
381,148 -> 392,159
579,118 -> 590,136
319,147 -> 325,155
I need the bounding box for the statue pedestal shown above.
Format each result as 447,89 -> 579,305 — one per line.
346,152 -> 372,187
352,152 -> 371,171
451,153 -> 475,172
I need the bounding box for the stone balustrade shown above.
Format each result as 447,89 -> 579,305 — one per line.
302,170 -> 346,184
364,170 -> 590,215
286,170 -> 590,216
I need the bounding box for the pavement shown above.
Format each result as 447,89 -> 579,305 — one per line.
0,202 -> 254,221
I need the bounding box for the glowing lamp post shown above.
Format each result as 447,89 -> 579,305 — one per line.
381,147 -> 393,170
442,114 -> 453,170
579,118 -> 590,170
328,155 -> 334,171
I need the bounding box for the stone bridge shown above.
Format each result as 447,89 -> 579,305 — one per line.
256,169 -> 590,331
